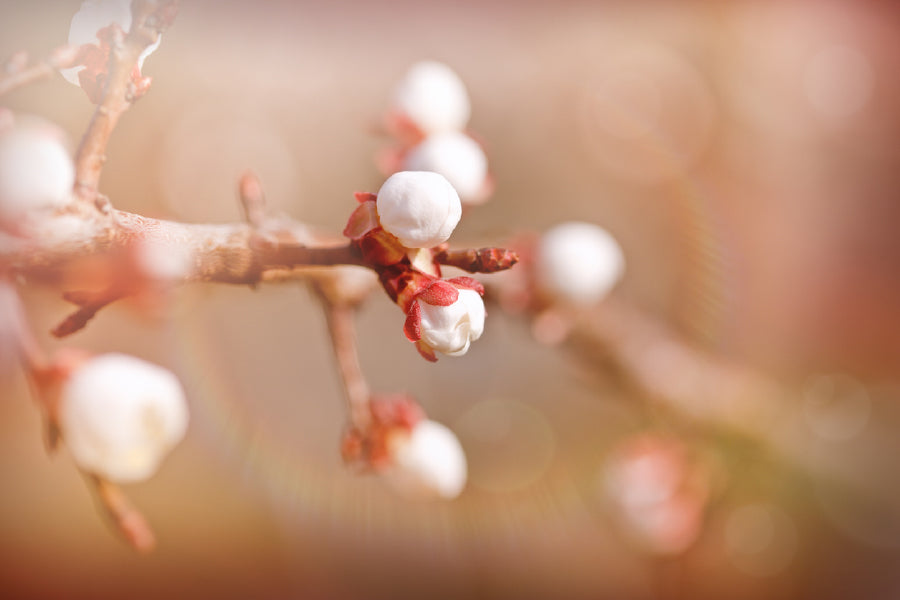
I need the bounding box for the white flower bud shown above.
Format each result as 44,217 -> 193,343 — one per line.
392,61 -> 471,135
384,419 -> 467,499
59,353 -> 188,483
536,222 -> 625,305
403,132 -> 488,202
420,288 -> 485,357
376,171 -> 461,248
61,0 -> 161,86
0,121 -> 74,220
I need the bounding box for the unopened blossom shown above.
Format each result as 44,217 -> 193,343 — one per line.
383,419 -> 467,499
403,131 -> 488,202
536,222 -> 625,305
0,120 -> 74,221
59,353 -> 188,483
404,277 -> 486,360
420,289 -> 484,356
392,61 -> 471,135
61,0 -> 161,87
376,171 -> 461,249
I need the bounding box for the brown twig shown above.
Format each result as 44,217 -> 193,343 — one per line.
316,292 -> 372,431
566,297 -> 787,437
434,246 -> 519,273
52,289 -> 125,338
238,170 -> 267,229
87,473 -> 156,552
73,0 -> 180,205
0,45 -> 84,97
0,60 -> 52,97
8,208 -> 364,287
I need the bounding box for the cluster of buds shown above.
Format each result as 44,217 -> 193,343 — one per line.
341,395 -> 467,499
345,170 -> 499,361
382,61 -> 491,205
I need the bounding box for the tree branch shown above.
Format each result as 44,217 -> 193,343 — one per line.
87,473 -> 156,552
7,208 -> 364,287
73,0 -> 179,205
317,292 -> 372,431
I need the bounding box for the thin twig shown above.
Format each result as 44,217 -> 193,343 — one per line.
317,292 -> 372,430
0,61 -> 53,97
434,246 -> 519,273
73,0 -> 180,205
238,170 -> 267,229
87,473 -> 156,552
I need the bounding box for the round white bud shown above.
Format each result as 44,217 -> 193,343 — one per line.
59,353 -> 189,483
536,222 -> 625,305
419,288 -> 485,357
403,132 -> 488,202
0,122 -> 74,220
62,0 -> 161,86
384,419 -> 467,500
376,171 -> 461,248
392,61 -> 471,134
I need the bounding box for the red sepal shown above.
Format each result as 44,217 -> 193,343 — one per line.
414,341 -> 438,362
343,200 -> 379,240
417,280 -> 460,307
403,300 -> 422,341
446,276 -> 485,295
354,191 -> 377,204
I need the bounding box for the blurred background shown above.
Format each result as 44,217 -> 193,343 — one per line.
2,0 -> 900,598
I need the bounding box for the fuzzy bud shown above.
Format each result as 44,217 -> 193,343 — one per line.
383,419 -> 467,500
392,61 -> 471,135
376,171 -> 462,249
403,132 -> 488,202
0,120 -> 74,221
403,277 -> 486,361
59,353 -> 188,483
536,222 -> 625,305
61,0 -> 161,87
419,289 -> 485,357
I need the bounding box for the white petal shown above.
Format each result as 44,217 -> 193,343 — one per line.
59,353 -> 189,483
376,171 -> 461,248
536,222 -> 625,305
0,121 -> 74,219
403,132 -> 487,201
383,420 -> 467,499
419,289 -> 485,357
392,61 -> 471,134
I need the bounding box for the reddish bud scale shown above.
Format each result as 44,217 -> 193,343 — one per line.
341,395 -> 425,471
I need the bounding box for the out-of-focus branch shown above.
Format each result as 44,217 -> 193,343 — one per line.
73,0 -> 179,205
0,46 -> 82,97
568,297 -> 788,437
87,473 -> 156,552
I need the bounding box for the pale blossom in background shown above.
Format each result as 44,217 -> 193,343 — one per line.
536,222 -> 625,306
0,119 -> 74,221
376,171 -> 462,248
59,353 -> 189,483
61,0 -> 161,86
403,131 -> 488,203
392,61 -> 471,135
383,419 -> 468,499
